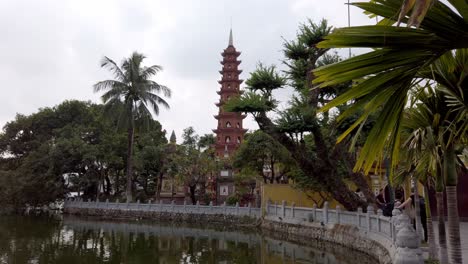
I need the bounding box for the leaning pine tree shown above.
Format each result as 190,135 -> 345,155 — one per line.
94,52 -> 171,202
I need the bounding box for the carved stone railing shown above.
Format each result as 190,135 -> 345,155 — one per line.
264,200 -> 424,264
64,198 -> 261,218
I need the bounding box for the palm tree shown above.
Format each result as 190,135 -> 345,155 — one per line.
94,52 -> 171,202
422,50 -> 468,264
313,1 -> 467,262
399,87 -> 450,263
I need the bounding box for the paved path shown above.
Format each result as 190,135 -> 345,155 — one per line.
432,221 -> 468,264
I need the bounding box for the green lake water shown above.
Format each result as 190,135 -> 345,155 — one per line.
0,215 -> 377,264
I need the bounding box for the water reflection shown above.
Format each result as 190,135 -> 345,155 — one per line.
0,215 -> 376,264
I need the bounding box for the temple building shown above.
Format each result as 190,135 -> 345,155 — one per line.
212,29 -> 247,203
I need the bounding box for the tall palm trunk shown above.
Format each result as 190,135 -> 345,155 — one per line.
424,185 -> 437,260
445,146 -> 462,264
126,124 -> 135,202
413,177 -> 424,241
436,191 -> 449,264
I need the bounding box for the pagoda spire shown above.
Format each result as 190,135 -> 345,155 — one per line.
228,28 -> 233,46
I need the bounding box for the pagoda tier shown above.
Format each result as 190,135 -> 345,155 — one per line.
218,79 -> 243,84
219,70 -> 242,75
214,113 -> 247,120
221,51 -> 241,57
212,128 -> 248,134
220,60 -> 241,65
213,29 -> 247,158
216,90 -> 243,95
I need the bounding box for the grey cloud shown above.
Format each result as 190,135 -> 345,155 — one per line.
0,0 -> 373,140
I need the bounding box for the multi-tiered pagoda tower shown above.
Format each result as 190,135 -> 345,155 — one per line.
213,29 -> 247,158
212,29 -> 247,202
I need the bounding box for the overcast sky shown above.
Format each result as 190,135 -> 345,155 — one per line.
0,0 -> 374,141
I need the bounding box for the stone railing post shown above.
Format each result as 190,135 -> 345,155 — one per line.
377,209 -> 383,233
274,202 -> 278,216
159,200 -> 163,211
265,200 -> 270,215
183,200 -> 187,212
105,199 -> 109,209
148,200 -> 152,211
291,202 -> 295,219
394,215 -> 424,264
323,202 -> 329,225
248,203 -> 252,216
313,204 -> 317,221
366,205 -> 374,232
281,200 -> 286,218
235,202 -> 239,216
171,200 -> 175,213
223,201 -> 227,215
357,207 -> 363,227
336,205 -> 341,224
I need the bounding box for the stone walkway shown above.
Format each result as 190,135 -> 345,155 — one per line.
432,221 -> 468,264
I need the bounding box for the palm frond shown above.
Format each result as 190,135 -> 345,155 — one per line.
146,81 -> 172,98
140,65 -> 163,80
93,80 -> 127,93
100,56 -> 126,82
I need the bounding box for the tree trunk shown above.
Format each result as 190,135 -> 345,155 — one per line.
424,185 -> 436,260
254,111 -> 367,211
446,186 -> 462,264
115,170 -> 120,196
155,171 -> 163,201
189,185 -> 197,205
445,146 -> 462,264
105,174 -> 111,195
270,160 -> 275,184
125,125 -> 135,202
413,177 -> 424,241
436,192 -> 449,264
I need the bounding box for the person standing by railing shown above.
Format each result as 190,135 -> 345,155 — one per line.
396,192 -> 427,242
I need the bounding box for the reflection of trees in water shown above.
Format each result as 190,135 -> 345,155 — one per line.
0,216 -> 376,263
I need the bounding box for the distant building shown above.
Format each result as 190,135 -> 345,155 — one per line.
212,29 -> 247,204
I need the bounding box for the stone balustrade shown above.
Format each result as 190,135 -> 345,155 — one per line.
64,198 -> 424,264
264,200 -> 424,264
64,198 -> 261,218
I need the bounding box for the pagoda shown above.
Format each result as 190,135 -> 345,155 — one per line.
212,29 -> 247,202
213,29 -> 247,158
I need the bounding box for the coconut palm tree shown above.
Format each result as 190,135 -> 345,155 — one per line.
313,1 -> 467,262
94,52 -> 171,202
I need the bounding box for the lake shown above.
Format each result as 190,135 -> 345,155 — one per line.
0,214 -> 377,263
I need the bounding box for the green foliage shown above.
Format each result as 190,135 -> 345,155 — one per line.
283,19 -> 332,92
198,134 -> 215,150
233,130 -> 295,183
245,64 -> 286,96
224,91 -> 277,114
313,0 -> 468,175
0,100 -> 168,208
225,195 -> 239,206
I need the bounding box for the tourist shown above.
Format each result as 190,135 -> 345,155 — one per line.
376,186 -> 393,217
376,188 -> 386,209
396,192 -> 428,242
